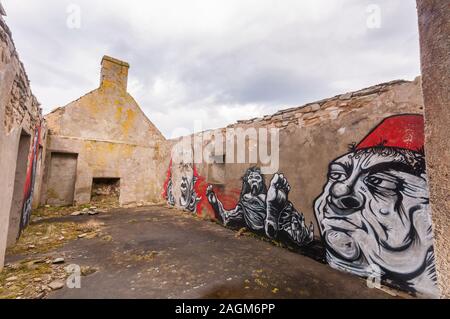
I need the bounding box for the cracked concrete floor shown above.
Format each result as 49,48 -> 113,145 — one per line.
5,205 -> 404,299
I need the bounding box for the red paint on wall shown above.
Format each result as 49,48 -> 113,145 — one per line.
22,126 -> 41,197
356,114 -> 424,152
20,125 -> 41,232
192,164 -> 208,216
162,158 -> 172,200
161,157 -> 243,220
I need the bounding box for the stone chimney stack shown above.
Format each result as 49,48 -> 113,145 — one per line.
100,55 -> 129,92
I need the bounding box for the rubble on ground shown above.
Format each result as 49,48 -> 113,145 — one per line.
0,205 -> 107,299
32,202 -> 114,221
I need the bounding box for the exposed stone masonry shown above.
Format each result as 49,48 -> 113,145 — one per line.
233,79 -> 410,129
0,14 -> 42,133
4,72 -> 41,133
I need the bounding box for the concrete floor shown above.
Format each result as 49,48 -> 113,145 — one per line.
7,205 -> 400,299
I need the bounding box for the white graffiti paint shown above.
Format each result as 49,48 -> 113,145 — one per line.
207,167 -> 314,247
314,115 -> 438,297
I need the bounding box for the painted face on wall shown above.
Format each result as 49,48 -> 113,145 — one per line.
314,115 -> 437,296
172,161 -> 200,213
163,143 -> 204,213
207,167 -> 314,246
177,163 -> 193,205
247,171 -> 264,196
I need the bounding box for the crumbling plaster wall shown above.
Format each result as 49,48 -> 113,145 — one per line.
42,135 -> 167,206
162,78 -> 438,297
0,10 -> 44,269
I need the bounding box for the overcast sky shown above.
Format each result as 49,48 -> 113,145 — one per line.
2,0 -> 420,138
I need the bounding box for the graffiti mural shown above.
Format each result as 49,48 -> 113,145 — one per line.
19,125 -> 41,234
179,165 -> 200,213
162,159 -> 176,206
207,167 -> 314,247
162,159 -> 205,214
314,114 -> 438,296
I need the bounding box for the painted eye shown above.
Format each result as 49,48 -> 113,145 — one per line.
366,176 -> 382,185
364,176 -> 398,190
329,172 -> 346,181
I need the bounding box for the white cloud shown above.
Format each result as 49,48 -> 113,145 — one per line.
2,0 -> 421,137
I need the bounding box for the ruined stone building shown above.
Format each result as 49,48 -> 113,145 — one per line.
42,56 -> 167,207
0,0 -> 448,299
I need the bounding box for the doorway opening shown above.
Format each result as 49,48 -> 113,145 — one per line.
91,178 -> 120,205
46,152 -> 78,206
7,130 -> 31,246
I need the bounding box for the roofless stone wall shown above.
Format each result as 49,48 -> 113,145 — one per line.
161,77 -> 439,297
233,79 -> 416,129
0,6 -> 44,269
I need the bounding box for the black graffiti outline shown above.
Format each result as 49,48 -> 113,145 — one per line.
207,167 -> 314,247
313,114 -> 437,296
164,164 -> 200,213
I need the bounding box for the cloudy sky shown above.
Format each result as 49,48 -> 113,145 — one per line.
2,0 -> 420,138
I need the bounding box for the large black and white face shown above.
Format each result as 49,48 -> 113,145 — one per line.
177,163 -> 194,207
180,176 -> 189,204
314,148 -> 434,284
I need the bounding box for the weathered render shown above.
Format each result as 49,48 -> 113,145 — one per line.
0,7 -> 44,268
417,0 -> 450,299
42,56 -> 168,207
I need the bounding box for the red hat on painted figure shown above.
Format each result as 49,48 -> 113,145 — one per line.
356,114 -> 424,152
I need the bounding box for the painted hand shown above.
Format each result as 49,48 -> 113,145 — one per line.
265,173 -> 291,238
